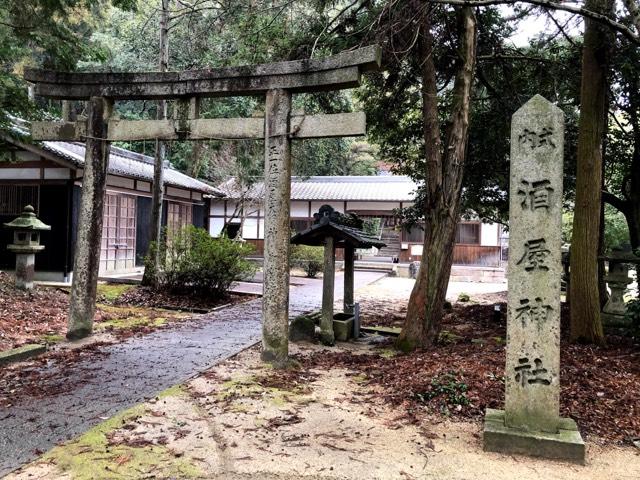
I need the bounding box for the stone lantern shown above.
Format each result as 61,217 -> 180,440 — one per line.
4,205 -> 51,290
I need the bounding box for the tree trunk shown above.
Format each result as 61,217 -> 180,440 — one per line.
142,0 -> 170,287
623,206 -> 640,251
67,97 -> 112,339
187,140 -> 205,178
628,126 -> 640,250
397,7 -> 477,351
569,0 -> 613,344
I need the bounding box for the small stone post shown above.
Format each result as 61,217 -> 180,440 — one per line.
67,96 -> 112,340
261,88 -> 292,365
320,235 -> 336,345
344,245 -> 355,314
483,95 -> 584,462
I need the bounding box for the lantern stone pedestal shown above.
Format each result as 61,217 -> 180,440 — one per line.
4,205 -> 51,290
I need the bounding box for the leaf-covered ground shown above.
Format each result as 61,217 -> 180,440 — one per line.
0,274 -> 255,352
313,280 -> 640,445
0,273 -> 115,351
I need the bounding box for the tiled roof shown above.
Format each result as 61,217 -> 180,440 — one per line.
219,175 -> 418,202
40,141 -> 222,195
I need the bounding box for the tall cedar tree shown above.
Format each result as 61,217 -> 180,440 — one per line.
569,0 -> 614,344
142,0 -> 170,287
397,6 -> 477,351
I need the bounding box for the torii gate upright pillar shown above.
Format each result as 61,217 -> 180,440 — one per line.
262,89 -> 292,364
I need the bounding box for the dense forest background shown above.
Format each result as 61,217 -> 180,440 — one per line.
0,0 -> 637,250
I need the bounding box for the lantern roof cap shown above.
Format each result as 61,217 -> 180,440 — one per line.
3,205 -> 51,231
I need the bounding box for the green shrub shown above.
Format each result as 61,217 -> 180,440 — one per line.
290,245 -> 324,278
415,372 -> 470,412
147,226 -> 256,297
457,292 -> 470,302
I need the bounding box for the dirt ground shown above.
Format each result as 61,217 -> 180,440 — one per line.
6,276 -> 639,479
8,341 -> 639,480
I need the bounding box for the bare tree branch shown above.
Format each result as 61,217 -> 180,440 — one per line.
544,9 -> 578,47
426,0 -> 640,43
311,0 -> 360,58
622,0 -> 640,34
602,189 -> 627,213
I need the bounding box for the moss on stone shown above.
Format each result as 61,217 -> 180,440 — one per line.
40,334 -> 65,344
39,405 -> 203,479
66,326 -> 92,341
261,331 -> 289,365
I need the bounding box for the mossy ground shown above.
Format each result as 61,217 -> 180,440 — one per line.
95,304 -> 189,332
96,283 -> 136,302
39,404 -> 202,480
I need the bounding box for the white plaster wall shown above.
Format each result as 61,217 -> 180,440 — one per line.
291,201 -> 310,217
43,168 -> 70,179
480,223 -> 500,246
0,168 -> 39,179
242,218 -> 259,239
209,217 -> 225,236
210,200 -> 226,215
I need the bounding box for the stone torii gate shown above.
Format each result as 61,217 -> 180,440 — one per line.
24,46 -> 381,364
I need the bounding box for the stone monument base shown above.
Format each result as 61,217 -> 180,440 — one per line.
483,408 -> 585,464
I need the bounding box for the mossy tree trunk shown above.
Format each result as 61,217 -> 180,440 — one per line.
397,7 -> 477,351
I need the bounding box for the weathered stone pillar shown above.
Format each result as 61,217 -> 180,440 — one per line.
320,235 -> 335,345
344,245 -> 355,314
483,95 -> 584,462
67,97 -> 112,340
261,88 -> 292,365
15,254 -> 35,290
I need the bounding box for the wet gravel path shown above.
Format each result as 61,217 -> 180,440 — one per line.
0,271 -> 384,475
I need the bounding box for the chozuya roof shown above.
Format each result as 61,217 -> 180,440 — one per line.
41,141 -> 222,195
218,175 -> 418,202
291,205 -> 386,249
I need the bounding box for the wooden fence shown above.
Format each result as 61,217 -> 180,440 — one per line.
452,244 -> 502,267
